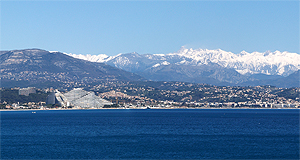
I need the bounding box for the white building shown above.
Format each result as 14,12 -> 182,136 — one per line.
48,88 -> 112,108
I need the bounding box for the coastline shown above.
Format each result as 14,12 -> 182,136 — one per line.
1,107 -> 299,111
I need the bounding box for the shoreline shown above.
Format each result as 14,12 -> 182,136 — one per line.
1,107 -> 299,111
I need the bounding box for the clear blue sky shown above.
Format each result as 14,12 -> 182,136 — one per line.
1,1 -> 299,55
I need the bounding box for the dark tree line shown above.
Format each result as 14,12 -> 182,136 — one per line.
0,89 -> 48,103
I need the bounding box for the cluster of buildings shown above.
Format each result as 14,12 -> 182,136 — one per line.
1,83 -> 300,110
1,87 -> 113,110
2,101 -> 46,110
19,87 -> 36,96
96,89 -> 299,109
92,82 -> 300,109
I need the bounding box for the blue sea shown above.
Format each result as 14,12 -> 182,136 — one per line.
1,109 -> 299,159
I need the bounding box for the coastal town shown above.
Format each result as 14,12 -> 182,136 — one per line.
1,81 -> 299,110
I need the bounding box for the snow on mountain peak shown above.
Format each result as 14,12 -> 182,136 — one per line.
152,63 -> 161,68
239,50 -> 249,55
66,53 -> 110,63
162,61 -> 170,65
152,61 -> 170,68
67,47 -> 300,76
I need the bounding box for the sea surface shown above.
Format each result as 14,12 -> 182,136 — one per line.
1,109 -> 299,159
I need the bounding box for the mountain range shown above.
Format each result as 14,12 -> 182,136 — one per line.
68,47 -> 300,76
0,48 -> 299,88
0,49 -> 144,88
68,47 -> 300,87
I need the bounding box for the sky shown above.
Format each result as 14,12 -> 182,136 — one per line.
1,1 -> 299,56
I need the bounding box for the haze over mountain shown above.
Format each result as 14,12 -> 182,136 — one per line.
68,47 -> 300,87
0,49 -> 144,88
240,70 -> 300,88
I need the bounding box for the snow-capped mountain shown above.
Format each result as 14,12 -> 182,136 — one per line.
172,47 -> 300,76
67,47 -> 300,77
67,53 -> 111,63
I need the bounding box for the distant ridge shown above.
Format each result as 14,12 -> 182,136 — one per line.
1,48 -> 299,88
67,47 -> 299,87
240,70 -> 300,88
0,49 -> 144,88
68,47 -> 300,77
